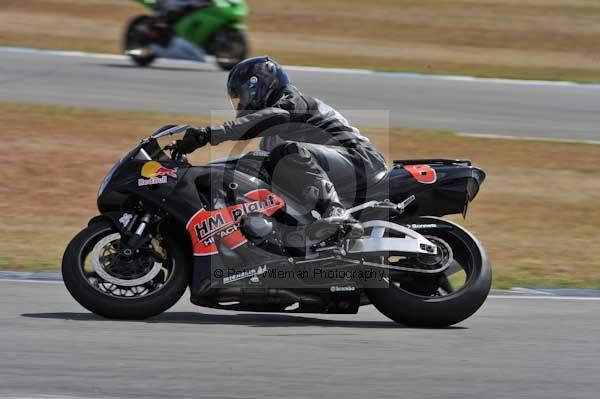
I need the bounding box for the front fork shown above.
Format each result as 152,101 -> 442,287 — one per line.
90,211 -> 159,249
127,212 -> 154,248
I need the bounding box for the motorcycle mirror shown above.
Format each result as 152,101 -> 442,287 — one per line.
151,124 -> 191,139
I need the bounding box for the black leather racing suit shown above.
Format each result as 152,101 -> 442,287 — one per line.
208,85 -> 387,213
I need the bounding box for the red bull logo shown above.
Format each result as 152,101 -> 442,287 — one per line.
138,161 -> 178,186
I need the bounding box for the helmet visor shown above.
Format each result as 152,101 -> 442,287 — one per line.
229,97 -> 241,113
229,85 -> 252,115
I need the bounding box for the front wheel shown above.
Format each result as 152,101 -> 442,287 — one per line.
366,217 -> 492,327
62,221 -> 190,319
124,15 -> 158,67
207,27 -> 249,70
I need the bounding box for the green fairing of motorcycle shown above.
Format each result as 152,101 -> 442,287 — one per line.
126,0 -> 250,70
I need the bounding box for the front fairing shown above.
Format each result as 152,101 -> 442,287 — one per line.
207,0 -> 249,20
97,145 -> 142,198
97,138 -> 188,213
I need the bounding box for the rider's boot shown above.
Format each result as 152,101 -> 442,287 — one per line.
308,181 -> 364,239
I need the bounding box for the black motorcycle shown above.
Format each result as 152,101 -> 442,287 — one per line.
62,125 -> 491,327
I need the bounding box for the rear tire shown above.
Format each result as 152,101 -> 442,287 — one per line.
62,221 -> 190,319
366,217 -> 492,327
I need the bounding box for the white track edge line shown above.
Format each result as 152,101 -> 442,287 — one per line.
488,295 -> 600,301
0,280 -> 598,300
509,287 -> 553,296
457,132 -> 600,145
0,279 -> 62,284
2,46 -> 600,89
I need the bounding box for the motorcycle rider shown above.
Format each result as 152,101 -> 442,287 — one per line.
174,56 -> 387,237
133,0 -> 213,62
156,0 -> 213,22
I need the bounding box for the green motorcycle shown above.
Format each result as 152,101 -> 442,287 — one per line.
125,0 -> 250,70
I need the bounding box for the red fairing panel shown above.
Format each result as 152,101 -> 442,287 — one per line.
186,189 -> 285,256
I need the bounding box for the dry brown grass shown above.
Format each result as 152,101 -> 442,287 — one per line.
1,0 -> 599,80
1,103 -> 599,288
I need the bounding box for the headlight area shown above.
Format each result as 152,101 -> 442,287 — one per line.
98,162 -> 121,198
98,146 -> 148,197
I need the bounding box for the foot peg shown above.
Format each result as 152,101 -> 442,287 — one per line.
344,222 -> 365,239
307,219 -> 364,241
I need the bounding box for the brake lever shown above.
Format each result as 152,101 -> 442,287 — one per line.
164,142 -> 178,160
164,143 -> 175,152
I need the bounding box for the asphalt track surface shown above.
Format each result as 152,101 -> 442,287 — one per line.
1,48 -> 600,142
1,48 -> 599,397
1,280 -> 599,399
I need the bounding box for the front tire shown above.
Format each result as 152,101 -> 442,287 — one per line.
62,221 -> 190,319
366,217 -> 492,327
124,15 -> 158,67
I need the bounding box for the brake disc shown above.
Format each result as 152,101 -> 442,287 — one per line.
91,233 -> 163,287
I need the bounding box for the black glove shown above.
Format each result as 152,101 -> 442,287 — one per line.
175,127 -> 210,156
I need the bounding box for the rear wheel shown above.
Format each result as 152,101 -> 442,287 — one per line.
124,15 -> 158,67
208,27 -> 249,70
366,217 -> 492,327
62,221 -> 190,319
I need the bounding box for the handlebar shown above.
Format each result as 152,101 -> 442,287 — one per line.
146,124 -> 191,161
133,124 -> 187,162
163,142 -> 177,151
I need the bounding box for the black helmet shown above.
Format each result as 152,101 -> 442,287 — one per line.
226,56 -> 290,116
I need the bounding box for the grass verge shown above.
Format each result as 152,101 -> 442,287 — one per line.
0,103 -> 599,288
1,0 -> 600,82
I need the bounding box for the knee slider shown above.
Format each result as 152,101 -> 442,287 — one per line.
283,142 -> 311,159
271,142 -> 312,165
